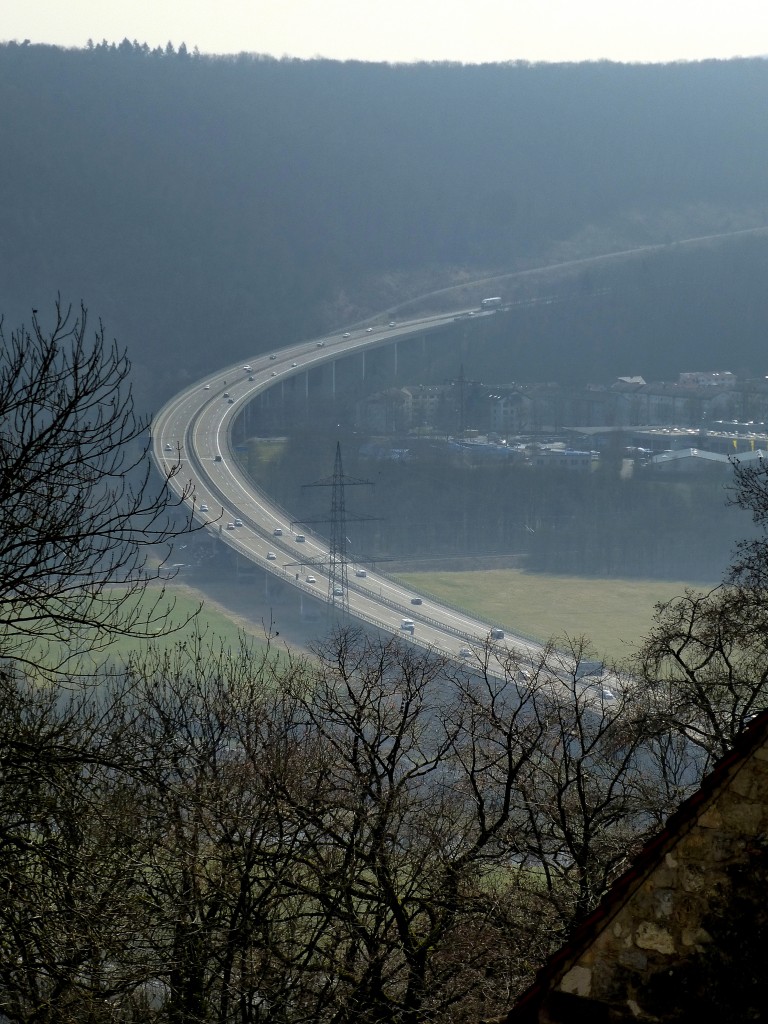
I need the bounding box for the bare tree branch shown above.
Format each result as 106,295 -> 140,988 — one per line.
0,299 -> 200,676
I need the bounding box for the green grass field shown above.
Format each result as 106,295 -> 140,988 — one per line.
396,569 -> 715,664
8,585 -> 279,678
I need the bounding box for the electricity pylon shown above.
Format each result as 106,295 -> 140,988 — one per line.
299,442 -> 376,612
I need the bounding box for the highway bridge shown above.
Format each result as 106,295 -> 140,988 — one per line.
151,307 -> 548,667
153,223 -> 765,682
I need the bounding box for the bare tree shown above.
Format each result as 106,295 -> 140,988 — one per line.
727,453 -> 768,592
118,634 -> 310,1024
0,668 -> 154,1024
630,455 -> 768,762
506,641 -> 679,928
0,298 -> 198,675
0,628 -> 687,1024
637,586 -> 768,761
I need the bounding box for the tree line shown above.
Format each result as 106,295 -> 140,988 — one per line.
0,625 -> 711,1024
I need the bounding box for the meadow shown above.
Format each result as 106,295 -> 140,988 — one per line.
7,585 -> 279,679
396,569 -> 714,664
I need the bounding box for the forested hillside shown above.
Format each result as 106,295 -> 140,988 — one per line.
3,42 -> 768,407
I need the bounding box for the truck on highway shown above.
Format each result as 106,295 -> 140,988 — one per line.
481,296 -> 502,309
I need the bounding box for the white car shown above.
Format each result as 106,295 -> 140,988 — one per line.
226,522 -> 235,530
204,384 -> 210,389
266,551 -> 277,560
200,503 -> 209,513
234,518 -> 243,527
306,575 -> 316,583
243,365 -> 252,371
342,332 -> 351,338
389,321 -> 396,327
355,568 -> 367,578
291,361 -> 298,367
273,527 -> 283,536
366,327 -> 373,333
271,371 -> 277,377
164,443 -> 173,451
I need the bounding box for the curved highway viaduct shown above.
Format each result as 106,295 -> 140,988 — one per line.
151,307 -> 545,666
153,225 -> 768,672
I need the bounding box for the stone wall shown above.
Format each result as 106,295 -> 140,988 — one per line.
539,740 -> 768,1022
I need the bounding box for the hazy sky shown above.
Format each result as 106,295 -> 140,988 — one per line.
4,0 -> 768,64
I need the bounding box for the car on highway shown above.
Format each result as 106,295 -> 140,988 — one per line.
228,398 -> 235,404
271,371 -> 277,376
226,522 -> 235,530
223,392 -> 230,398
234,518 -> 243,527
366,327 -> 373,333
459,647 -> 472,659
342,332 -> 351,338
400,618 -> 415,634
333,585 -> 344,597
291,361 -> 298,367
204,384 -> 210,389
582,682 -> 616,703
273,527 -> 283,536
269,353 -> 277,359
355,568 -> 367,578
200,503 -> 209,513
164,443 -> 173,451
389,321 -> 396,327
266,551 -> 276,560
490,628 -> 505,640
410,597 -> 423,605
316,341 -> 325,347
306,575 -> 316,583
243,365 -> 252,371
295,534 -> 306,543
249,375 -> 255,381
